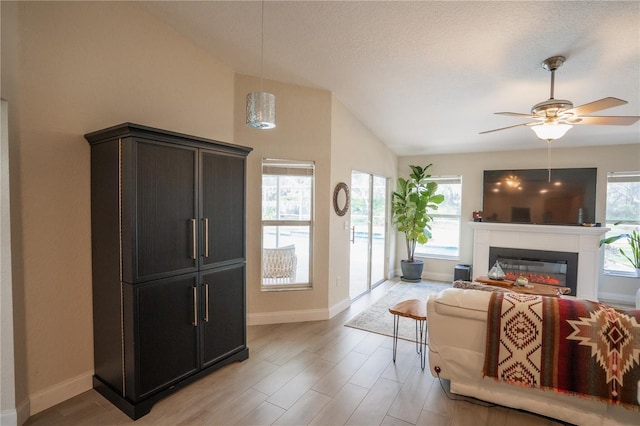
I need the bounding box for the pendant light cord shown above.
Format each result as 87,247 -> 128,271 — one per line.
259,0 -> 265,92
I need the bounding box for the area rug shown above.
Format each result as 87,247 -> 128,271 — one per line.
345,281 -> 451,342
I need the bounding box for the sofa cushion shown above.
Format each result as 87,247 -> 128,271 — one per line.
432,288 -> 492,320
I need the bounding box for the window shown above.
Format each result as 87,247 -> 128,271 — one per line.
603,171 -> 640,275
261,159 -> 314,289
415,175 -> 462,259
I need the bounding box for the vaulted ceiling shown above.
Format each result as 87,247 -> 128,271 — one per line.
139,1 -> 640,156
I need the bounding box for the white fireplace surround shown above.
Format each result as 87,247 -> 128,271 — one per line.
469,222 -> 609,301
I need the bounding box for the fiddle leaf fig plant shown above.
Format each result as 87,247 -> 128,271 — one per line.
392,164 -> 445,263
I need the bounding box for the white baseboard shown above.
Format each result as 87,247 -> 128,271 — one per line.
16,397 -> 29,426
248,308 -> 330,325
29,370 -> 93,416
328,297 -> 351,318
1,408 -> 17,426
422,271 -> 452,283
598,291 -> 636,308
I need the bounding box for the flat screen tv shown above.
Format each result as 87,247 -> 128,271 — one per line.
482,168 -> 597,225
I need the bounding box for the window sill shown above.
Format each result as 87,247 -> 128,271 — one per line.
261,284 -> 313,292
415,254 -> 460,262
603,270 -> 640,279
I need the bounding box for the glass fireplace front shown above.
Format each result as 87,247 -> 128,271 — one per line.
488,247 -> 578,294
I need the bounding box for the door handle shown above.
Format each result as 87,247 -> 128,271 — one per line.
192,286 -> 198,327
203,283 -> 209,322
351,226 -> 356,244
203,218 -> 209,258
191,219 -> 197,260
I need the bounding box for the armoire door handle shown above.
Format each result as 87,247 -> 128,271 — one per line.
192,286 -> 198,327
204,283 -> 209,322
203,218 -> 209,258
191,219 -> 197,260
351,226 -> 356,244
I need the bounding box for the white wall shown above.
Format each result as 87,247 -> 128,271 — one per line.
398,143 -> 640,305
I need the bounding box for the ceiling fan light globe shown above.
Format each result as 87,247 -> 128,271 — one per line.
531,123 -> 573,141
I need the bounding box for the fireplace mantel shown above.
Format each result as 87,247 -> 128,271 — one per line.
469,222 -> 609,300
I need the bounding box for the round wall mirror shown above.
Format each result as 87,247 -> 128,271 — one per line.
333,182 -> 350,216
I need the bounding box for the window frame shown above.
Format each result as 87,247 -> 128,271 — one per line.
261,159 -> 315,291
414,175 -> 462,260
602,171 -> 640,277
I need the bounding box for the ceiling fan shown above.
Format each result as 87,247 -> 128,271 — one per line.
480,56 -> 640,140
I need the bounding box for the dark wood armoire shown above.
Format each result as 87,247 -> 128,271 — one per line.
85,123 -> 252,419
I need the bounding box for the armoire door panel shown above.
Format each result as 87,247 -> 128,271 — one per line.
133,275 -> 199,399
134,141 -> 198,280
200,152 -> 245,268
200,265 -> 246,367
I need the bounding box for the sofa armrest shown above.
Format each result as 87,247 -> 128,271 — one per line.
427,289 -> 490,380
431,288 -> 492,321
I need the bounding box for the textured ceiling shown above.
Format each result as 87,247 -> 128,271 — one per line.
139,1 -> 640,156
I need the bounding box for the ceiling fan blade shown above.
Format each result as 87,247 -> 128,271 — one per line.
495,112 -> 536,119
566,97 -> 628,116
479,122 -> 536,134
570,115 -> 640,125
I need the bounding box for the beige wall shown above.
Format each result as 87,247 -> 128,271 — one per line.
235,84 -> 398,323
235,74 -> 334,322
234,82 -> 398,322
3,1 -> 236,416
329,96 -> 397,307
397,143 -> 640,302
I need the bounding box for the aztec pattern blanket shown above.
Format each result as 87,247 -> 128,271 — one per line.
483,292 -> 640,409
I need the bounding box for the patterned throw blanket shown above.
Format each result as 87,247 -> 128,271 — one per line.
483,292 -> 640,409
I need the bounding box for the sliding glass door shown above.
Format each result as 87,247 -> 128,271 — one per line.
349,171 -> 387,299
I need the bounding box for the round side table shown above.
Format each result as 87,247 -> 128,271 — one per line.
389,298 -> 427,370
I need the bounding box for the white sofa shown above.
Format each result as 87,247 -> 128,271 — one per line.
427,288 -> 640,425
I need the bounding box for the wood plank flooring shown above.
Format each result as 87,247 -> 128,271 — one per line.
25,280 -> 563,426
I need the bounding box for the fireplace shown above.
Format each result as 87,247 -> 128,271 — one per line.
489,247 -> 578,295
469,222 -> 608,300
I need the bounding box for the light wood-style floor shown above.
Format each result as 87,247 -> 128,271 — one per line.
25,280 -> 564,426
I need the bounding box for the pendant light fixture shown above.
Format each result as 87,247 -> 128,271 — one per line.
246,0 -> 276,129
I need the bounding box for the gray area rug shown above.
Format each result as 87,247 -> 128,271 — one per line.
345,281 -> 451,342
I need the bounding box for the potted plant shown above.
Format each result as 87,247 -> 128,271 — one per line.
600,229 -> 640,277
392,164 -> 445,282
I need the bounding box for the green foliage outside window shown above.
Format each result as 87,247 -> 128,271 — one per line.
603,175 -> 640,274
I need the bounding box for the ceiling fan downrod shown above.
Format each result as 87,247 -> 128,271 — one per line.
531,56 -> 573,117
542,55 -> 566,100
